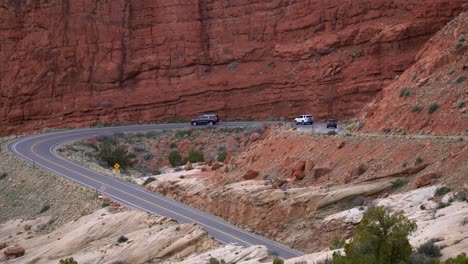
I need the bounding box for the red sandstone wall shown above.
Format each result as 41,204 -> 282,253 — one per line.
0,0 -> 465,135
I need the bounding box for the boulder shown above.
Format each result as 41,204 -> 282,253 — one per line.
350,163 -> 368,177
292,161 -> 306,172
313,167 -> 332,180
4,246 -> 25,258
305,160 -> 315,172
415,172 -> 441,188
211,162 -> 222,170
293,170 -> 305,180
184,162 -> 193,171
272,179 -> 288,189
23,225 -> 31,231
249,132 -> 261,142
244,170 -> 259,180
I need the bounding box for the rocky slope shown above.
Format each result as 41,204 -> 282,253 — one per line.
359,10 -> 468,135
1,1 -> 466,135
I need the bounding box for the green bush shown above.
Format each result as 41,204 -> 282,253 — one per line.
59,257 -> 78,264
411,105 -> 422,113
454,191 -> 467,202
327,131 -> 337,136
428,103 -> 440,114
392,179 -> 409,190
0,172 -> 7,180
273,258 -> 284,264
117,235 -> 128,243
152,168 -> 161,175
435,186 -> 451,196
415,156 -> 423,165
169,142 -> 177,149
39,204 -> 50,214
333,206 -> 417,264
402,161 -> 409,168
168,150 -> 183,167
183,149 -> 205,163
417,239 -> 442,258
400,87 -> 413,97
457,101 -> 465,109
209,258 -> 226,264
448,69 -> 456,75
444,253 -> 468,264
330,236 -> 346,249
456,76 -> 466,84
175,130 -> 192,139
98,141 -> 130,169
217,150 -> 228,162
143,177 -> 156,186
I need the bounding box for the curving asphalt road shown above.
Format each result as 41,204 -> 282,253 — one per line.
6,121 -> 338,259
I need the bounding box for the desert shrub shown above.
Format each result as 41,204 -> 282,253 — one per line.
448,69 -> 456,75
330,236 -> 346,249
392,179 -> 409,190
95,134 -> 114,143
435,186 -> 451,196
454,191 -> 467,202
228,61 -> 239,70
428,103 -> 440,114
382,128 -> 392,134
117,235 -> 128,243
175,130 -> 192,139
169,142 -> 177,149
437,202 -> 450,209
59,257 -> 78,264
345,122 -> 356,131
209,258 -> 226,264
457,101 -> 466,109
415,156 -> 423,165
145,131 -> 159,138
327,131 -> 337,136
456,76 -> 466,84
183,149 -> 204,163
168,150 -> 183,167
356,122 -> 365,130
0,172 -> 7,180
420,204 -> 426,210
333,206 -> 417,264
98,141 -> 130,169
217,150 -> 228,162
352,196 -> 366,207
315,259 -> 333,264
444,253 -> 468,263
402,161 -> 409,168
77,141 -> 98,151
143,177 -> 156,186
412,105 -> 422,113
101,201 -> 110,207
459,34 -> 466,42
39,204 -> 50,214
152,168 -> 161,175
143,153 -> 153,161
418,239 -> 442,258
113,132 -> 125,138
273,258 -> 284,264
267,61 -> 275,67
400,87 -> 413,97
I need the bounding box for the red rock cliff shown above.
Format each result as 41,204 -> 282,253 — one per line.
0,0 -> 465,135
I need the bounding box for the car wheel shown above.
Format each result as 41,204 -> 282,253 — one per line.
296,122 -> 299,125
209,121 -> 214,125
192,121 -> 197,126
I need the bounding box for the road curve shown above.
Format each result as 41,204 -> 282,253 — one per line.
7,122 -> 305,259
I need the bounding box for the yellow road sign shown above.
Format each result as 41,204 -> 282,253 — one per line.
114,163 -> 120,172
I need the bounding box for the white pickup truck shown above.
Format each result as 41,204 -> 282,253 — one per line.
294,114 -> 314,125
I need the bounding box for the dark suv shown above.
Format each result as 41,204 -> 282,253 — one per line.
191,114 -> 219,126
326,119 -> 337,129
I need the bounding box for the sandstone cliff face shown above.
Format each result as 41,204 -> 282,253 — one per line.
0,0 -> 465,135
